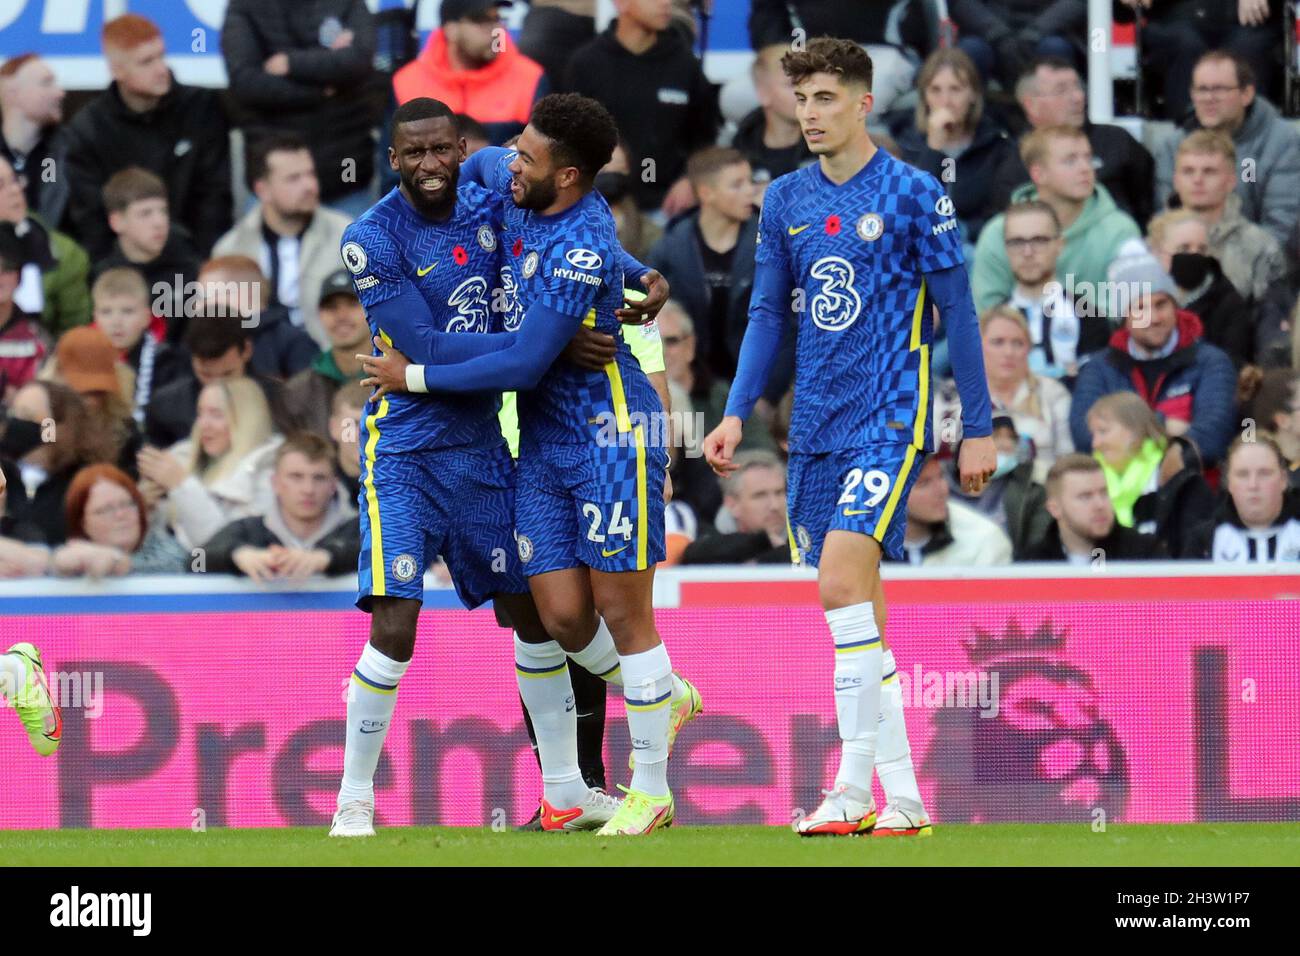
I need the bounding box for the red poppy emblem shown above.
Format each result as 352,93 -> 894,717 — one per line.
825,215 -> 842,236
453,245 -> 468,265
512,238 -> 523,257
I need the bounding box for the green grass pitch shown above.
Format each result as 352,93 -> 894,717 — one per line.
1,823 -> 1296,866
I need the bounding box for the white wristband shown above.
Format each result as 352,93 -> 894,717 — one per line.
406,364 -> 429,393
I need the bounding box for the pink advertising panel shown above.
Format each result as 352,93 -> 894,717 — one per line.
1,576 -> 1297,829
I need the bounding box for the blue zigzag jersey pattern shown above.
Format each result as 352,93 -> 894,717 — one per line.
757,148 -> 964,454
341,181 -> 509,454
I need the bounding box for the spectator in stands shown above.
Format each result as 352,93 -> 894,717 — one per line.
1086,391 -> 1167,529
948,417 -> 1053,559
1185,435 -> 1300,562
1133,433 -> 1216,559
0,464 -> 50,574
49,325 -> 142,477
649,148 -> 758,384
899,455 -> 1013,566
747,0 -> 922,112
212,136 -> 351,348
995,56 -> 1155,226
222,0 -> 384,218
732,44 -> 813,203
1167,131 -> 1287,316
51,463 -> 188,576
659,298 -> 774,454
1146,209 -> 1254,368
327,381 -> 369,502
949,0 -> 1086,92
951,305 -> 1073,482
1070,252 -> 1237,463
1154,51 -> 1300,249
454,113 -> 491,156
892,48 -> 1016,243
974,126 -> 1140,315
91,268 -> 184,424
1000,200 -> 1109,381
0,230 -> 45,402
65,14 -> 231,258
144,376 -> 280,551
1021,454 -> 1166,562
0,54 -> 68,229
597,139 -> 662,261
393,0 -> 546,147
143,318 -> 289,449
681,450 -> 788,564
566,0 -> 721,212
92,167 -> 199,341
197,256 -> 318,381
2,381 -> 109,545
655,303 -> 727,540
1126,1 -> 1282,123
200,431 -> 358,580
0,156 -> 89,337
283,270 -> 367,437
1239,367 -> 1300,487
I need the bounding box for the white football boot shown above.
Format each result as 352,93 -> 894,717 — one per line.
329,800 -> 376,837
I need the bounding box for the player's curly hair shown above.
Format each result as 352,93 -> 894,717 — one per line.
528,93 -> 618,182
782,37 -> 873,91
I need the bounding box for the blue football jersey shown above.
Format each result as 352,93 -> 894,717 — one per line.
341,182 -> 508,454
756,148 -> 964,454
477,150 -> 660,447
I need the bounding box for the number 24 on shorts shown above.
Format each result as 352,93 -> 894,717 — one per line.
838,468 -> 890,516
583,502 -> 633,543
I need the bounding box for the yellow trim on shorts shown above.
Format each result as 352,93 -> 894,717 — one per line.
872,444 -> 918,542
911,279 -> 930,449
362,329 -> 394,595
634,424 -> 648,570
786,512 -> 799,565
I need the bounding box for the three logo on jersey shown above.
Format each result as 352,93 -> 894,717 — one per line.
781,196 -> 956,331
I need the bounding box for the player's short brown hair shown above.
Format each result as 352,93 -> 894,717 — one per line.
1044,452 -> 1103,500
685,146 -> 748,189
1019,124 -> 1088,170
1176,129 -> 1235,165
782,37 -> 873,91
103,167 -> 166,214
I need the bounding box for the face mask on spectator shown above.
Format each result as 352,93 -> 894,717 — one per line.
992,452 -> 1019,480
1169,252 -> 1213,290
595,172 -> 631,204
0,416 -> 43,459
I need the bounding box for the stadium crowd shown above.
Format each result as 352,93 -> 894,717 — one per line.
1,0 -> 1299,581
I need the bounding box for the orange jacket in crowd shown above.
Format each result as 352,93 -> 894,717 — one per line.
392,29 -> 546,145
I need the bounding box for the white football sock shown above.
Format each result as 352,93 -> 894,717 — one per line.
621,643 -> 673,796
567,617 -> 623,685
876,649 -> 924,810
827,602 -> 883,799
0,653 -> 27,702
339,642 -> 409,808
515,635 -> 587,808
